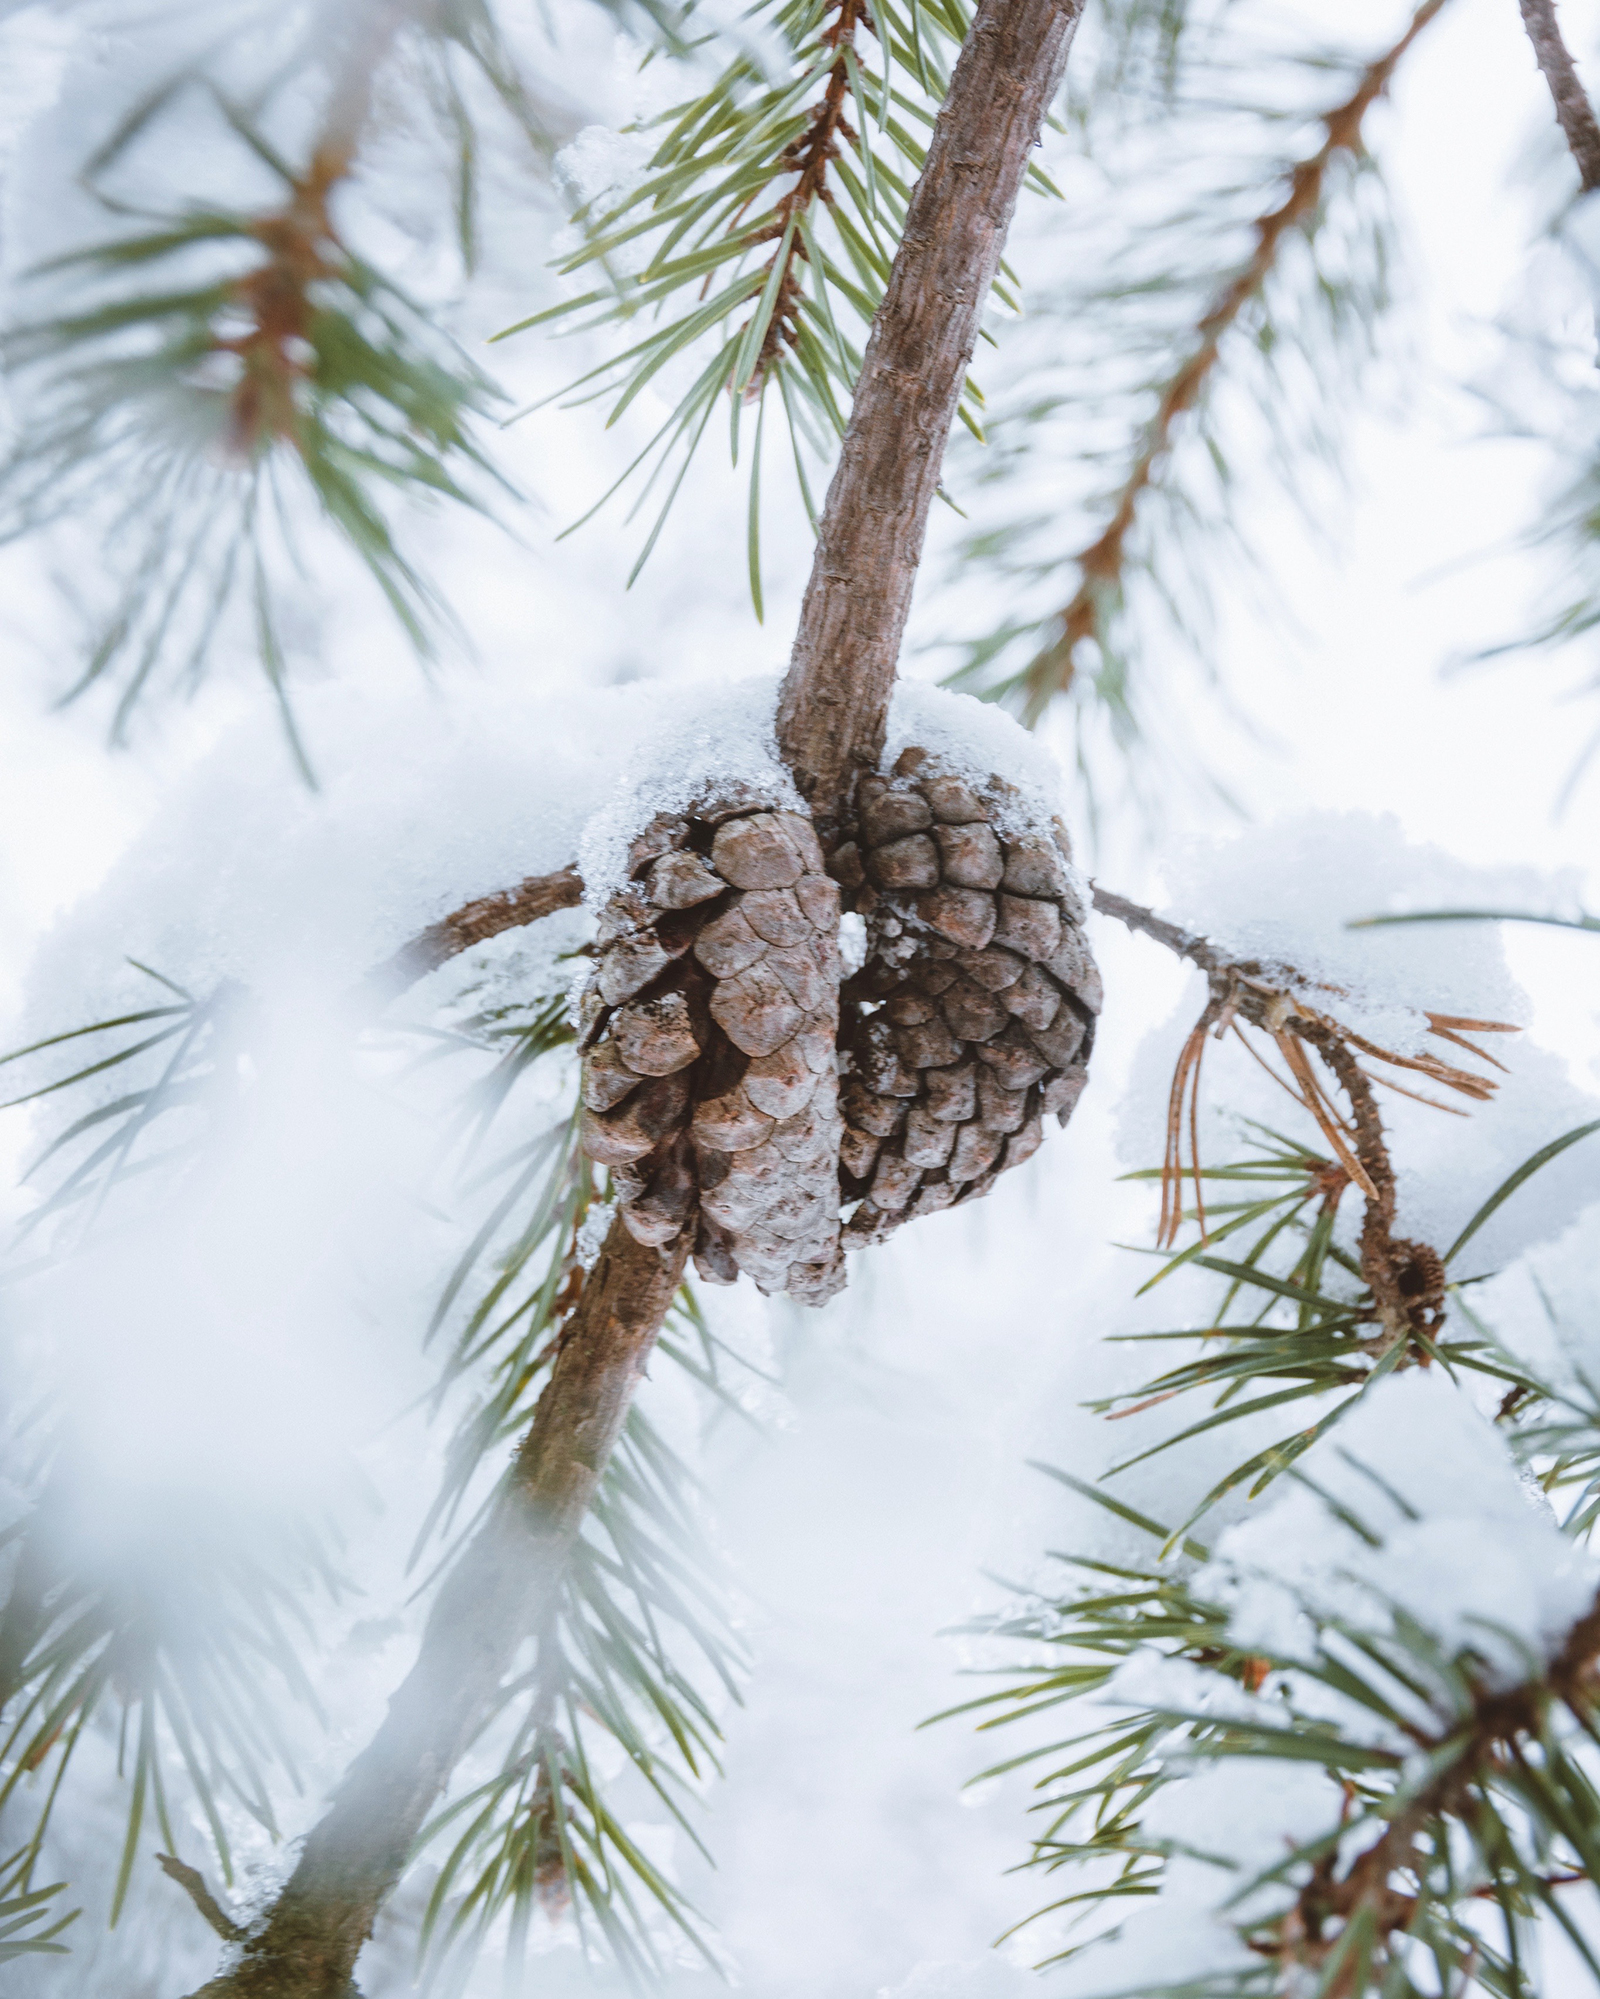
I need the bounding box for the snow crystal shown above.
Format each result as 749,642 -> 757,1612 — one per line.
885,681 -> 1066,838
576,675 -> 801,901
839,908 -> 869,975
556,123 -> 654,206
576,1198 -> 617,1269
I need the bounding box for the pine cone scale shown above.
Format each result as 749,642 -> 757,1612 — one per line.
837,751 -> 1098,1248
582,795 -> 846,1304
580,750 -> 1099,1295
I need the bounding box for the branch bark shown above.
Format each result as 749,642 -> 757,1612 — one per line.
363,864 -> 584,1001
775,0 -> 1085,834
1519,0 -> 1600,191
188,1222 -> 688,1998
158,1856 -> 244,1945
187,6 -> 1087,1986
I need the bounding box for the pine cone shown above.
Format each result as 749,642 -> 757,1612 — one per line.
831,747 -> 1101,1247
579,793 -> 846,1305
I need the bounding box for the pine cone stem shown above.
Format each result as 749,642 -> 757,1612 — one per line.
775,0 -> 1086,836
363,864 -> 585,1001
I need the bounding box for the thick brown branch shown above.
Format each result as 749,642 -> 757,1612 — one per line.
1017,0 -> 1449,722
363,864 -> 585,1001
187,1220 -> 687,1999
1519,0 -> 1600,191
776,0 -> 1086,835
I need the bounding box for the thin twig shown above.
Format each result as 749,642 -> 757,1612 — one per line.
1518,0 -> 1600,190
157,1855 -> 244,1945
1015,0 -> 1451,722
363,863 -> 585,1001
1090,881 -> 1497,1347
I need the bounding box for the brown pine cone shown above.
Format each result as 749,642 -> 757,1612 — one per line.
832,747 -> 1101,1248
578,794 -> 845,1305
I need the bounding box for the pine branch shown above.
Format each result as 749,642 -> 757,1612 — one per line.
0,1487 -> 345,1930
741,0 -> 876,398
183,4 -> 1089,1983
980,0 -> 1449,730
776,0 -> 1085,829
504,0 -> 991,607
959,1479 -> 1600,1987
1518,0 -> 1600,191
0,1848 -> 77,1962
0,8 -> 545,775
186,1219 -> 688,1998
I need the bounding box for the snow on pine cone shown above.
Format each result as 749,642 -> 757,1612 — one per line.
577,792 -> 847,1305
829,747 -> 1101,1247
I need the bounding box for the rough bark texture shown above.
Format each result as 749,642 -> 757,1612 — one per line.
774,0 -> 1084,837
187,1223 -> 687,1998
1519,0 -> 1600,191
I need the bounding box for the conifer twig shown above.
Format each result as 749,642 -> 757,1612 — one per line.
740,0 -> 872,398
365,864 -> 585,999
1010,0 -> 1450,723
1089,882 -> 1509,1342
156,1856 -> 243,1945
1518,0 -> 1600,191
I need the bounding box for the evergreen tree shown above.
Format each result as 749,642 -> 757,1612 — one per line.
0,2 -> 1599,1997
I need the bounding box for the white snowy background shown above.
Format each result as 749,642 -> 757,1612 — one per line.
2,1 -> 1600,1995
